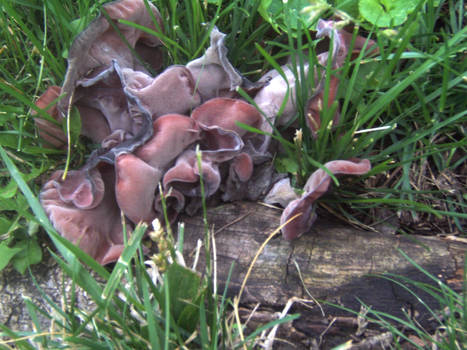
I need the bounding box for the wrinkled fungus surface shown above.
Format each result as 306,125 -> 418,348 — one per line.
36,0 -> 374,264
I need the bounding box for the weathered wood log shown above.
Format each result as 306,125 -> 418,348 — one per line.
1,201 -> 464,349
181,201 -> 466,348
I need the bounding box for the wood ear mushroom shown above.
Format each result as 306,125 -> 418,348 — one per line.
37,1 -> 376,264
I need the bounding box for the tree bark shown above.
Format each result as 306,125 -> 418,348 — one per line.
181,201 -> 466,348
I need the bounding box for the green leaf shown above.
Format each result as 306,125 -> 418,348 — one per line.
11,239 -> 42,274
0,243 -> 23,271
275,157 -> 300,174
0,180 -> 18,199
0,134 -> 18,148
359,0 -> 419,27
163,263 -> 203,332
344,61 -> 390,99
62,105 -> 82,147
259,0 -> 329,34
335,0 -> 360,18
0,217 -> 12,234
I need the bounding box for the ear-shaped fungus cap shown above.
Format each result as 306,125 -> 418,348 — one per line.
280,159 -> 371,240
101,129 -> 134,149
191,97 -> 262,137
192,97 -> 267,162
221,152 -> 254,202
33,86 -> 67,148
316,19 -> 378,64
198,124 -> 244,163
115,153 -> 162,224
59,0 -> 164,112
306,20 -> 379,138
78,105 -> 113,144
306,75 -> 340,136
122,66 -> 201,118
40,165 -> 130,265
135,114 -> 200,169
163,150 -> 221,197
253,65 -> 306,128
230,153 -> 254,183
186,27 -> 243,100
77,73 -> 135,136
263,178 -> 299,208
53,168 -> 105,210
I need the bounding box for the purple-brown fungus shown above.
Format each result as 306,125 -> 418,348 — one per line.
279,159 -> 371,240
36,0 -> 376,264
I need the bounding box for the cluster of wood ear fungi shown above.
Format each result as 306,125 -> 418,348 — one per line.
35,0 -> 372,264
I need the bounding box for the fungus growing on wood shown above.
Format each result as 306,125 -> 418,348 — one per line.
254,19 -> 377,139
280,159 -> 371,240
121,66 -> 202,118
163,150 -> 221,198
186,27 -> 243,100
37,0 -> 376,264
192,97 -> 266,161
115,153 -> 161,224
263,178 -> 299,208
154,188 -> 185,224
59,0 -> 164,112
191,97 -> 262,136
53,168 -> 105,210
40,165 -> 130,265
134,114 -> 200,169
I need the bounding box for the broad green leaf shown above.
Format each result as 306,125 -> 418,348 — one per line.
259,0 -> 329,34
0,134 -> 18,148
163,263 -> 203,332
344,61 -> 391,100
0,217 -> 12,233
11,239 -> 42,274
359,0 -> 419,27
0,243 -> 23,271
335,0 -> 359,18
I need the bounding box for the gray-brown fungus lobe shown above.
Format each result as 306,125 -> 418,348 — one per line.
37,0 -> 374,264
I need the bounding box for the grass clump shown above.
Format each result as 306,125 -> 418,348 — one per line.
263,0 -> 466,234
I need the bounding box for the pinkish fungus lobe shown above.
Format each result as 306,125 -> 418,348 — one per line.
115,153 -> 161,224
36,0 -> 376,264
33,86 -> 67,149
40,165 -> 131,265
280,159 -> 371,240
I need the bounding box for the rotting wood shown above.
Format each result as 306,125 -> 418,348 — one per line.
181,201 -> 466,348
1,201 -> 465,349
182,201 -> 465,305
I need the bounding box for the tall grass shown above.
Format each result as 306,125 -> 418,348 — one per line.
266,0 -> 467,232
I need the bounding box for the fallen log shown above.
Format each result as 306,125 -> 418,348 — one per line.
0,201 -> 464,349
181,201 -> 466,348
